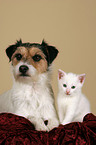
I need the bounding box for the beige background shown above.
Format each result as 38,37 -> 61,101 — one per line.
0,0 -> 96,114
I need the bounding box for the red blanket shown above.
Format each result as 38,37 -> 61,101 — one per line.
0,113 -> 96,145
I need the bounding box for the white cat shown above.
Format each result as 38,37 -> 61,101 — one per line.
57,69 -> 91,125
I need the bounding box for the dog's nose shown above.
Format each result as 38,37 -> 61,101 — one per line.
19,65 -> 29,74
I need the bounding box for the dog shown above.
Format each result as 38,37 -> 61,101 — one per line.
0,39 -> 59,131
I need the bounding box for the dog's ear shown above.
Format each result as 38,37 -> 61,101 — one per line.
6,39 -> 22,61
6,44 -> 17,62
41,40 -> 59,65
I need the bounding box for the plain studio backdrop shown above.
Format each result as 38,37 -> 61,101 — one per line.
0,0 -> 96,114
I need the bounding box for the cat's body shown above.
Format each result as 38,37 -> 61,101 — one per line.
57,70 -> 90,125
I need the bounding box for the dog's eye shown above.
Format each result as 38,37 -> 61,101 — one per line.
32,55 -> 42,62
15,53 -> 22,61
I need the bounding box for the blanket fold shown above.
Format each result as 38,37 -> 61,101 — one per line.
0,113 -> 96,145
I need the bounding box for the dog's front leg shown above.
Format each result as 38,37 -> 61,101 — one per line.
40,106 -> 59,131
14,108 -> 48,131
27,115 -> 49,131
47,117 -> 59,130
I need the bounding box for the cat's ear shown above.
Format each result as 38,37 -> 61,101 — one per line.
58,69 -> 66,80
78,74 -> 86,85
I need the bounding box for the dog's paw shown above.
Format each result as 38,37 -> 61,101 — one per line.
27,115 -> 49,131
47,118 -> 59,131
35,121 -> 49,131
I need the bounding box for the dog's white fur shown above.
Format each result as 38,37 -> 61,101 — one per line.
0,41 -> 59,131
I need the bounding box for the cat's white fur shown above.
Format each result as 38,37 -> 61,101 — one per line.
57,69 -> 91,125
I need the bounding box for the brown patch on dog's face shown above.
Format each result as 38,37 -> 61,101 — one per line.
11,47 -> 28,66
29,47 -> 48,73
11,46 -> 48,74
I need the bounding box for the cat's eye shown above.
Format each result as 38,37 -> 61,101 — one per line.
63,84 -> 67,87
32,55 -> 42,62
71,86 -> 75,89
15,53 -> 22,61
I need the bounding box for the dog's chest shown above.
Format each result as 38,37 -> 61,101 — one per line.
12,84 -> 48,111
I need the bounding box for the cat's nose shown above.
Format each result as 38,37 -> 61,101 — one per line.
66,89 -> 70,95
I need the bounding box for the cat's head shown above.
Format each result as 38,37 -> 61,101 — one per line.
58,69 -> 86,96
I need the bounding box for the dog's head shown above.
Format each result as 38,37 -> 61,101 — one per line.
6,39 -> 59,82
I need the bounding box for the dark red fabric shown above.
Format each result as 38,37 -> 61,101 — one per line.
0,113 -> 96,145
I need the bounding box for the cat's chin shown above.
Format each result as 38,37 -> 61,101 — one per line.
66,93 -> 71,96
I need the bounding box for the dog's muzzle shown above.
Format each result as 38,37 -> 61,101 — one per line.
19,65 -> 29,76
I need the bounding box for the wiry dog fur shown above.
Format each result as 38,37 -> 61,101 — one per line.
0,39 -> 59,131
